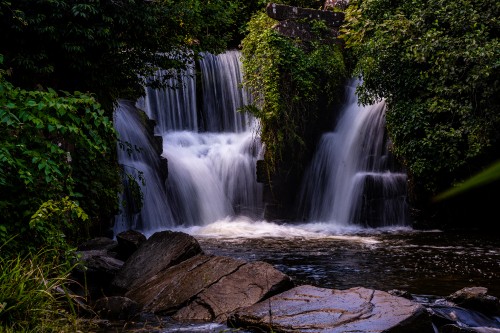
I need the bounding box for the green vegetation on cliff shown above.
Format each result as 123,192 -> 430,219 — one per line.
241,11 -> 347,182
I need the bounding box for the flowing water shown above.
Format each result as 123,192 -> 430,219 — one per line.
114,50 -> 262,234
112,51 -> 500,332
180,220 -> 500,298
298,81 -> 409,227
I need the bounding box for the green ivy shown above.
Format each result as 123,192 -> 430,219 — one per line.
241,11 -> 347,178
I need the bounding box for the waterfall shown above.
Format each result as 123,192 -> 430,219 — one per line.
114,51 -> 263,234
298,81 -> 409,227
114,100 -> 174,233
198,52 -> 253,132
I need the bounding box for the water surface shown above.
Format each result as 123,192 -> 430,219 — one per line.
174,219 -> 500,298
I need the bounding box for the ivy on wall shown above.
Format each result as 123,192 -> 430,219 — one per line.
241,11 -> 347,179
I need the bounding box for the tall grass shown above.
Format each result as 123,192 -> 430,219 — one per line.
0,249 -> 85,332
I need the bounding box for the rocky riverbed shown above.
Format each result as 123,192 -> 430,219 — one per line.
71,228 -> 500,332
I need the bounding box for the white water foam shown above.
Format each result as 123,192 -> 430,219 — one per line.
142,217 -> 416,245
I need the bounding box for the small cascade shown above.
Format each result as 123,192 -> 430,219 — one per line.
137,63 -> 198,133
114,51 -> 263,234
198,51 -> 252,132
163,131 -> 262,226
114,100 -> 174,234
299,81 -> 409,227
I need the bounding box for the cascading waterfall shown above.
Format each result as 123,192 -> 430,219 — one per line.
114,51 -> 263,235
115,54 -> 408,236
114,100 -> 174,233
299,80 -> 409,227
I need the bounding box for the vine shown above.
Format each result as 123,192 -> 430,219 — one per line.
241,11 -> 347,178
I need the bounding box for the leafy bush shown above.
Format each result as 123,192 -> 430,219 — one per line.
0,58 -> 116,255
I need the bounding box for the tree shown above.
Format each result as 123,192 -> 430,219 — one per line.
0,0 -> 242,111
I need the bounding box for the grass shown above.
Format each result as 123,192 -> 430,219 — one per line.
0,248 -> 87,332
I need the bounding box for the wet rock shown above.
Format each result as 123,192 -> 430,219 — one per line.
229,285 -> 434,333
76,250 -> 124,276
126,254 -> 245,314
116,229 -> 147,260
447,287 -> 500,317
112,230 -> 202,293
77,237 -> 117,252
427,305 -> 500,331
388,289 -> 414,300
93,296 -> 140,320
441,324 -> 500,333
72,249 -> 125,300
173,260 -> 293,322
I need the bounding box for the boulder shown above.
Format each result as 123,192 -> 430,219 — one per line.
77,250 -> 124,276
77,237 -> 117,252
115,229 -> 147,260
72,250 -> 125,301
126,254 -> 245,314
229,285 -> 434,333
111,230 -> 202,293
173,260 -> 293,322
447,287 -> 500,317
93,296 -> 140,320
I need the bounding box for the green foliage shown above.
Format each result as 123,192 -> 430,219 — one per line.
0,0 -> 245,111
0,65 -> 116,255
342,0 -> 500,199
29,197 -> 88,255
241,12 -> 347,175
0,248 -> 85,332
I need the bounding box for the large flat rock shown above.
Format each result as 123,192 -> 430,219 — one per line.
126,254 -> 246,314
111,231 -> 202,293
229,285 -> 434,333
173,260 -> 293,322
